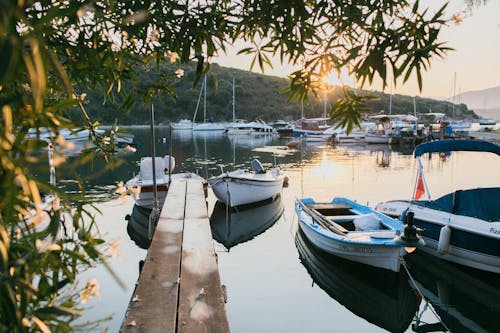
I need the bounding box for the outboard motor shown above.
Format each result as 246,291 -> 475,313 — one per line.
139,157 -> 165,180
251,159 -> 266,174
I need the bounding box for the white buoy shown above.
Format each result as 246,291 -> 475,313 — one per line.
437,225 -> 451,255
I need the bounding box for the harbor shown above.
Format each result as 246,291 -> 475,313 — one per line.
71,128 -> 499,332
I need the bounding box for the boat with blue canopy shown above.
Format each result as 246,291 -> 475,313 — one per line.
376,139 -> 500,273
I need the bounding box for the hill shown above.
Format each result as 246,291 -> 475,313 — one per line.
76,62 -> 478,125
455,86 -> 500,119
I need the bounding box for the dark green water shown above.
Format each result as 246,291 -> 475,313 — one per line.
54,127 -> 499,333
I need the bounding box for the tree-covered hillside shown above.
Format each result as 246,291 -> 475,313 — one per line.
79,62 -> 478,126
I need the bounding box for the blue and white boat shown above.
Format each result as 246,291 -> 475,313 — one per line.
376,139 -> 500,273
295,229 -> 420,333
295,197 -> 423,272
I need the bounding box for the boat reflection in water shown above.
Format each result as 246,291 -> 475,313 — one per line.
125,204 -> 152,249
210,194 -> 284,250
407,251 -> 500,333
295,229 -> 420,333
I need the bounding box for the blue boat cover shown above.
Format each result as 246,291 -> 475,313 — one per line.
421,187 -> 500,222
414,140 -> 500,157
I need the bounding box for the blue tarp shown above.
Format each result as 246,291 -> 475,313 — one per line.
414,140 -> 500,157
422,187 -> 500,222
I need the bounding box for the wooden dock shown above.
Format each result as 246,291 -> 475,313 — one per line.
120,178 -> 230,333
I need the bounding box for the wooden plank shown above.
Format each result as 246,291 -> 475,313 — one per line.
177,179 -> 230,333
120,179 -> 187,333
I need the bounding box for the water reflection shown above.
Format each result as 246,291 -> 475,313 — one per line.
407,252 -> 500,333
210,194 -> 284,250
125,204 -> 152,249
295,229 -> 420,333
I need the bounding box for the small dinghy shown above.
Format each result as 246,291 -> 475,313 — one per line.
295,197 -> 423,272
209,159 -> 285,207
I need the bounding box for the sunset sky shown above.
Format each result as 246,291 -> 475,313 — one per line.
213,1 -> 500,100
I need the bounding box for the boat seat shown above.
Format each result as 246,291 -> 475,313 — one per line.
324,215 -> 359,222
307,203 -> 353,216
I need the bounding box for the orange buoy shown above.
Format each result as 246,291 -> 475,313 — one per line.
283,175 -> 289,187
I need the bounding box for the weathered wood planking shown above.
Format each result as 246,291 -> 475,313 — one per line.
177,179 -> 230,333
120,179 -> 187,333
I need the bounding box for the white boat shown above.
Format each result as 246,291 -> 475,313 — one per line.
271,120 -> 293,136
225,78 -> 254,135
375,139 -> 500,273
171,119 -> 193,130
208,159 -> 285,207
125,155 -> 204,208
295,197 -> 423,272
364,131 -> 392,144
192,76 -> 226,133
192,122 -> 226,132
292,117 -> 331,139
325,127 -> 365,143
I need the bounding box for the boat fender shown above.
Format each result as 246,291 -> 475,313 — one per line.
437,225 -> 451,255
283,175 -> 289,188
163,155 -> 176,172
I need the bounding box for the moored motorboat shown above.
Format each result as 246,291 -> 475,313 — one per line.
295,197 -> 423,272
208,159 -> 285,207
375,139 -> 500,273
125,155 -> 204,209
171,119 -> 193,130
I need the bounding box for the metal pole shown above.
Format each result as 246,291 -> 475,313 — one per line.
168,124 -> 173,185
151,104 -> 158,209
149,104 -> 160,239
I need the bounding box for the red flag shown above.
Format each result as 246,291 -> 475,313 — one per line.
414,172 -> 425,200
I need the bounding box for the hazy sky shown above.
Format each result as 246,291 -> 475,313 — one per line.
213,1 -> 500,99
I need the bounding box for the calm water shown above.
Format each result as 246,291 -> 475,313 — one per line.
56,128 -> 499,332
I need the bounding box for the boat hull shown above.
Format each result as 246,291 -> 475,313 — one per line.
376,200 -> 500,273
298,220 -> 404,272
364,133 -> 391,144
295,198 -> 411,272
209,170 -> 284,207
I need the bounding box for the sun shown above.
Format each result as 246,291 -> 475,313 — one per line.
322,70 -> 355,87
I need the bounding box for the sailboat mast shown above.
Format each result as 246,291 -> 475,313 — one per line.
452,72 -> 456,117
389,83 -> 393,115
203,75 -> 207,123
323,88 -> 327,118
232,77 -> 235,123
192,78 -> 204,123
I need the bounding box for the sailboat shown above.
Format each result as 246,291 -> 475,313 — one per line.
226,77 -> 253,135
192,76 -> 226,132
